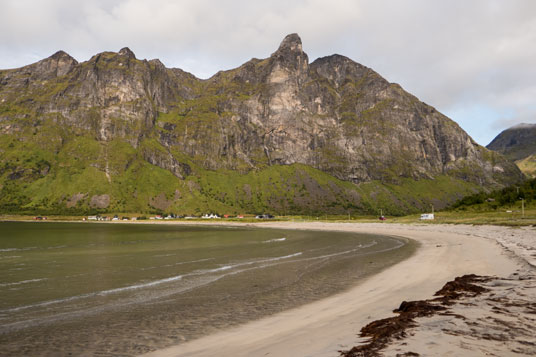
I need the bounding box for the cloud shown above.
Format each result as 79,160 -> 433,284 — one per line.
0,0 -> 535,144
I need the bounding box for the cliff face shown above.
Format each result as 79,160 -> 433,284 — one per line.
150,34 -> 520,185
0,34 -> 524,215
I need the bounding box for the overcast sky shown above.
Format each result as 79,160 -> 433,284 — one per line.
1,0 -> 535,146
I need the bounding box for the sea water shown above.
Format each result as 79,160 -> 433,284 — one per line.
0,222 -> 416,355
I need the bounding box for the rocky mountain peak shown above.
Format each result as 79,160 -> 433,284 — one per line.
276,33 -> 303,53
22,50 -> 78,79
310,54 -> 372,87
118,47 -> 136,59
49,50 -> 76,62
270,33 -> 308,77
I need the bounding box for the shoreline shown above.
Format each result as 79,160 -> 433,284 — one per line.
139,222 -> 523,357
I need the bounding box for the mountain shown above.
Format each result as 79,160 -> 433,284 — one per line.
487,123 -> 536,160
0,34 -> 523,215
487,123 -> 536,177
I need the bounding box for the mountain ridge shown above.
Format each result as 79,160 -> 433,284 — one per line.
0,34 -> 523,215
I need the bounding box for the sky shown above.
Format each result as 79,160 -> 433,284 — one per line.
1,0 -> 535,146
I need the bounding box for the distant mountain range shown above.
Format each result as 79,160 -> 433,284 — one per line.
0,34 -> 523,215
487,123 -> 536,177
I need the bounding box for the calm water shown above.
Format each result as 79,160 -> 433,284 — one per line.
0,222 -> 415,356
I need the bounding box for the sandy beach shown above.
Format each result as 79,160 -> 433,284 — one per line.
140,221 -> 534,357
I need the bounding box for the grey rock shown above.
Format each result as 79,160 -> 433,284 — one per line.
90,194 -> 110,208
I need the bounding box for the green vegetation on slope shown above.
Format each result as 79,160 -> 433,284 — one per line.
449,178 -> 536,211
516,155 -> 536,178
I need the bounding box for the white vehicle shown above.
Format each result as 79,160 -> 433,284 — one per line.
420,213 -> 434,220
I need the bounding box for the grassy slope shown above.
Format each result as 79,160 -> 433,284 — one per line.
516,155 -> 536,178
0,148 -> 480,215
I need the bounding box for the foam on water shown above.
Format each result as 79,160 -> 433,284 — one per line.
0,247 -> 37,252
140,258 -> 215,271
262,237 -> 286,243
0,278 -> 47,288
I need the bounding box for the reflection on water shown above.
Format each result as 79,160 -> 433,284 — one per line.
0,222 -> 415,356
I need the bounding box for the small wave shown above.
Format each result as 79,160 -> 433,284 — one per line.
358,240 -> 378,249
0,256 -> 22,260
0,278 -> 47,288
0,247 -> 37,252
175,258 -> 214,266
140,258 -> 214,271
297,242 -> 381,263
196,252 -> 303,275
47,245 -> 67,250
1,275 -> 187,313
263,252 -> 301,261
263,237 -> 286,243
97,275 -> 185,296
230,252 -> 301,266
2,292 -> 97,313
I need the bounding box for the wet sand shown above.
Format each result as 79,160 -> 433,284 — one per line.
140,222 -> 522,357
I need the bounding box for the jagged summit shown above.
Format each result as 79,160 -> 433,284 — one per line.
118,47 -> 136,59
16,49 -> 79,78
312,54 -> 358,67
49,50 -> 76,61
271,33 -> 308,72
276,33 -> 303,53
